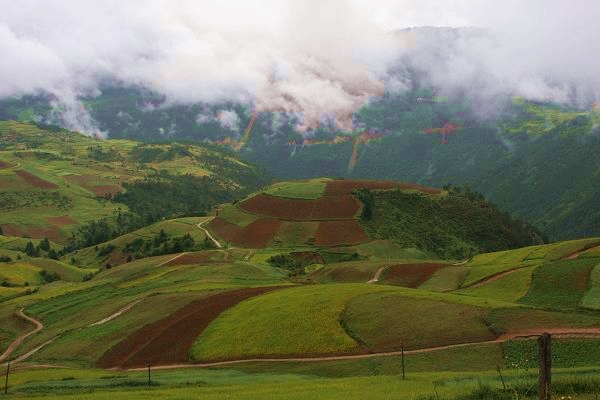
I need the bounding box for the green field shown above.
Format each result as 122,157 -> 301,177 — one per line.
264,179 -> 329,199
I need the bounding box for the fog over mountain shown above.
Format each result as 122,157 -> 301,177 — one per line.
1,0 -> 599,133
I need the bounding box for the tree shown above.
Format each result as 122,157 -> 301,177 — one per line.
39,237 -> 50,251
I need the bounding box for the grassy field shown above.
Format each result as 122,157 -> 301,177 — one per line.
341,293 -> 495,351
581,261 -> 600,309
264,179 -> 328,199
457,266 -> 535,303
519,258 -> 597,309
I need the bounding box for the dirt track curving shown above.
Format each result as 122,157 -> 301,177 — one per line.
0,309 -> 43,363
97,286 -> 287,369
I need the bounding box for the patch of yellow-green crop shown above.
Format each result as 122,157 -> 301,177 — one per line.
457,266 -> 535,303
191,284 -> 385,360
581,261 -> 600,310
217,204 -> 258,227
418,265 -> 468,292
0,261 -> 43,285
265,179 -> 328,199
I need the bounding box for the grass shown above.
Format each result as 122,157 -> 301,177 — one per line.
502,338 -> 600,368
458,266 -> 535,303
264,179 -> 328,199
216,204 -> 258,227
191,284 -> 383,360
519,258 -> 597,309
485,307 -> 600,334
418,266 -> 469,292
581,261 -> 600,309
341,292 -> 496,351
271,221 -> 319,247
0,261 -> 44,286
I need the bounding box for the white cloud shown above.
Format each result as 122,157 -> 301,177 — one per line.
0,0 -> 599,134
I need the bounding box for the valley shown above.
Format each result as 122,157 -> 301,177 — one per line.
1,127 -> 600,398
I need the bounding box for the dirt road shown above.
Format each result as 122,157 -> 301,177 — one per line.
0,309 -> 43,363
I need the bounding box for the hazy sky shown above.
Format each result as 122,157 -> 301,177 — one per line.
1,0 -> 599,131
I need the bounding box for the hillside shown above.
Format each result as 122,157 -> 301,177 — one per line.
0,120 -> 270,248
3,86 -> 599,241
1,176 -> 600,399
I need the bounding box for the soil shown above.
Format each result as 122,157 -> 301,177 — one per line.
96,286 -> 287,369
15,170 -> 58,189
382,263 -> 449,288
315,220 -> 369,247
240,194 -> 360,220
46,215 -> 76,226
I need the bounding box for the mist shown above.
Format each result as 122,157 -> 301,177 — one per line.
1,0 -> 599,134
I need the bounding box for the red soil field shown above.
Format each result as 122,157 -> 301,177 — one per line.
47,215 -> 76,226
0,161 -> 9,169
1,224 -> 63,242
315,220 -> 369,247
208,217 -> 243,243
164,252 -> 216,266
240,194 -> 360,220
88,184 -> 121,197
381,263 -> 448,288
324,180 -> 399,195
97,286 -> 287,368
15,170 -> 58,189
233,218 -> 283,248
327,265 -> 374,282
64,175 -> 121,197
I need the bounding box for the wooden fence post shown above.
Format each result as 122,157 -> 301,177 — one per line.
538,333 -> 551,400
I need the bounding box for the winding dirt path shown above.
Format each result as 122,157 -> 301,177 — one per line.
462,267 -> 527,289
561,241 -> 600,260
197,217 -> 222,249
0,309 -> 43,363
88,300 -> 142,327
120,328 -> 600,371
367,265 -> 389,284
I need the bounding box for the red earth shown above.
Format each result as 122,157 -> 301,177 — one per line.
233,218 -> 283,248
209,217 -> 282,248
315,220 -> 369,247
15,170 -> 58,189
164,252 -> 218,266
208,217 -> 243,243
64,175 -> 121,197
381,263 -> 448,288
1,224 -> 63,242
240,194 -> 360,220
46,215 -> 76,226
96,286 -> 287,368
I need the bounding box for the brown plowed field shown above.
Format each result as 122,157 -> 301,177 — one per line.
315,220 -> 369,247
64,175 -> 121,197
15,170 -> 58,189
0,161 -> 9,169
208,217 -> 243,243
1,224 -> 63,242
324,180 -> 399,195
46,215 -> 76,226
240,194 -> 360,220
381,263 -> 449,288
97,286 -> 286,368
233,218 -> 283,248
164,252 -> 218,266
88,184 -> 121,197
